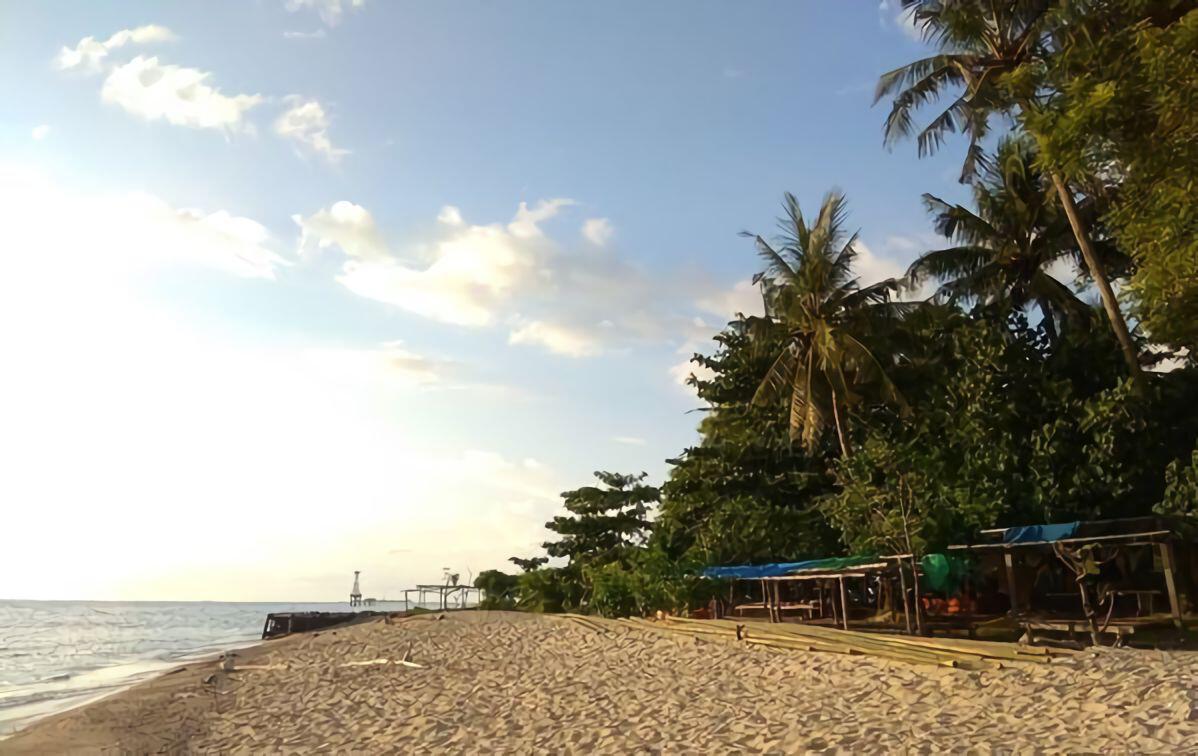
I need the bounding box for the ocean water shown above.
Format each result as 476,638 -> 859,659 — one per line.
0,600 -> 413,736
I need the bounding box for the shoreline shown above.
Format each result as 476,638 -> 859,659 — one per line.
0,639 -> 267,740
4,611 -> 1198,752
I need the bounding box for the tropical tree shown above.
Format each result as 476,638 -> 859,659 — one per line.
908,136 -> 1117,341
746,191 -> 906,456
874,0 -> 1145,382
1025,2 -> 1198,353
657,313 -> 839,568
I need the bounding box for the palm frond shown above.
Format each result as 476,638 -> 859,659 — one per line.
878,56 -> 968,148
751,347 -> 797,407
906,245 -> 995,287
752,236 -> 800,287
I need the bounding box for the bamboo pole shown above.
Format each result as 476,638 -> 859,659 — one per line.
838,575 -> 849,630
898,567 -> 912,634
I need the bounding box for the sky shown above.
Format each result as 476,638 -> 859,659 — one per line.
0,0 -> 972,601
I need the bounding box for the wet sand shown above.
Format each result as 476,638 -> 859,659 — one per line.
4,611 -> 1197,753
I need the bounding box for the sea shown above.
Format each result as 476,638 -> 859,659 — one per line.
0,600 -> 416,736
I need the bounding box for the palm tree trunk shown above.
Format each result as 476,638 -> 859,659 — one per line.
830,387 -> 852,458
1049,172 -> 1144,385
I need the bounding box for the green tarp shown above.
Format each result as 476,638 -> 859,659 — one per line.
919,553 -> 974,594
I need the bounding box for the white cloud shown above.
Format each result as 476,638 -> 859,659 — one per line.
437,205 -> 464,226
302,340 -> 456,389
582,217 -> 614,246
0,169 -> 571,601
669,355 -> 715,394
698,279 -> 764,320
56,24 -> 175,73
0,166 -> 287,281
294,200 -> 389,261
102,56 -> 262,132
878,0 -> 925,42
851,239 -> 905,286
612,436 -> 647,446
274,97 -> 349,162
31,125 -> 50,141
285,0 -> 366,27
335,223 -> 536,326
296,199 -> 692,357
283,29 -> 328,40
508,198 -> 575,239
296,200 -> 562,328
509,320 -> 603,358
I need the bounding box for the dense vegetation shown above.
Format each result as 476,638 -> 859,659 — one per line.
479,0 -> 1198,617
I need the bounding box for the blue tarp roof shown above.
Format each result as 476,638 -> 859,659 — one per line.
702,556 -> 878,580
702,561 -> 821,580
1002,521 -> 1079,544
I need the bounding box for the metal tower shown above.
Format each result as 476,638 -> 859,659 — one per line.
350,570 -> 362,606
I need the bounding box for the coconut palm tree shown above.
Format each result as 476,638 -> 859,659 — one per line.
874,0 -> 1144,383
747,191 -> 906,457
908,136 -> 1122,341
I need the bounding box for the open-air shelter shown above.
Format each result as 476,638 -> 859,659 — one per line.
947,516 -> 1196,643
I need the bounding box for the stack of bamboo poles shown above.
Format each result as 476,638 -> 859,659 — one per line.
555,614 -> 1077,670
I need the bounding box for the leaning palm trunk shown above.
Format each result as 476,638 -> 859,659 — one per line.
1049,173 -> 1144,386
830,387 -> 851,457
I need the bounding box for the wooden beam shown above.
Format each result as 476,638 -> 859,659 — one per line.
1159,542 -> 1184,632
949,531 -> 1171,551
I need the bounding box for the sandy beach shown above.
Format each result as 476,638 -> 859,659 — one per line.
3,610 -> 1197,753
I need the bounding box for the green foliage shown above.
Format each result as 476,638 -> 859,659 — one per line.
542,471 -> 659,568
745,192 -> 906,453
514,566 -> 585,614
507,556 -> 548,572
908,136 -> 1119,341
657,314 -> 839,567
1028,4 -> 1198,351
473,569 -> 519,610
1157,448 -> 1198,517
481,3 -> 1198,617
826,311 -> 1049,554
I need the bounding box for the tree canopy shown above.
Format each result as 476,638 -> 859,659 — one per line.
492,2 -> 1198,619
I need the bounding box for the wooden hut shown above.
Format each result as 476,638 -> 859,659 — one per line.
704,556 -> 914,630
947,516 -> 1196,644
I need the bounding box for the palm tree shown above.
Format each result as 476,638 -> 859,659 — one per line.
908,136 -> 1118,341
747,191 -> 906,457
874,0 -> 1144,384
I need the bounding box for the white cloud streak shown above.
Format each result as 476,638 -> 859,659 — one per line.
283,29 -> 328,40
56,24 -> 176,73
285,0 -> 366,27
101,56 -> 262,132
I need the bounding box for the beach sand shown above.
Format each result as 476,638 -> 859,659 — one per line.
3,610 -> 1197,753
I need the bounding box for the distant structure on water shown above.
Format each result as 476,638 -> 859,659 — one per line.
350,570 -> 362,607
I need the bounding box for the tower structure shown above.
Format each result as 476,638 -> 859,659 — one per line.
350,570 -> 362,607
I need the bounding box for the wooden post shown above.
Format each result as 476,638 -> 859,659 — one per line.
1003,550 -> 1019,615
828,580 -> 838,626
898,563 -> 912,634
838,575 -> 849,630
1159,542 -> 1184,632
773,581 -> 783,623
908,556 -> 924,635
